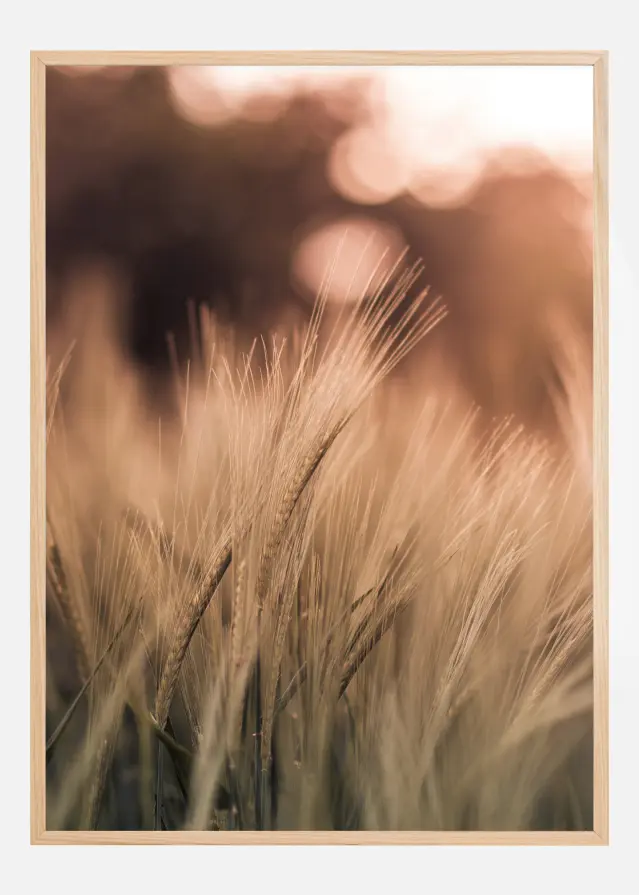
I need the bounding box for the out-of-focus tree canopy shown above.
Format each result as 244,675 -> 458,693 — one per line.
46,66 -> 592,432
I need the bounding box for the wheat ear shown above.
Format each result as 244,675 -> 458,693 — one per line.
255,421 -> 346,611
228,559 -> 249,754
47,523 -> 91,681
154,544 -> 233,729
230,558 -> 246,677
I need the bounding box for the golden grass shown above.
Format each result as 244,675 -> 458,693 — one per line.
44,263 -> 593,832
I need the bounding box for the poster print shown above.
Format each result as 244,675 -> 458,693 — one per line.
35,55 -> 607,841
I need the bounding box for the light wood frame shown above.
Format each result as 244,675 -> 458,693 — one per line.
30,50 -> 609,845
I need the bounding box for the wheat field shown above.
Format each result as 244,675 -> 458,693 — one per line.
44,258 -> 593,832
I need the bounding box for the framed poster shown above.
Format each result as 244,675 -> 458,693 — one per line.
31,51 -> 608,844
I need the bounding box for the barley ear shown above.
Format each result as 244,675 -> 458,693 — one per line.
154,542 -> 232,729
256,421 -> 345,612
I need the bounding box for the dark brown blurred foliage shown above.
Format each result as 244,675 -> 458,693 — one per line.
46,66 -> 592,434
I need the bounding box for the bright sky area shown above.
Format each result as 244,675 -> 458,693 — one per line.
168,65 -> 594,299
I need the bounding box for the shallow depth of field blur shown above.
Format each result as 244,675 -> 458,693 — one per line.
45,64 -> 594,832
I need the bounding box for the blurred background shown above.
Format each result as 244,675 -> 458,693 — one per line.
46,64 -> 593,435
